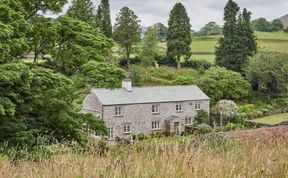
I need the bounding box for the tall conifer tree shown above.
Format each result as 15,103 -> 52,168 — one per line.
113,7 -> 141,68
66,0 -> 96,27
97,0 -> 112,38
166,3 -> 192,69
215,0 -> 257,73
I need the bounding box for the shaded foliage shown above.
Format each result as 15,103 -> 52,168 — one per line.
81,61 -> 126,88
0,0 -> 30,63
0,63 -> 107,148
246,53 -> 288,100
52,16 -> 113,74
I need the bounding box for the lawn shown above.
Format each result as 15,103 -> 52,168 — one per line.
190,54 -> 215,63
249,113 -> 288,126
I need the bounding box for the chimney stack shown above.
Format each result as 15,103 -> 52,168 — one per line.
122,79 -> 132,92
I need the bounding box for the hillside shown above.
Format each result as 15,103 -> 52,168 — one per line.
279,14 -> 288,26
157,31 -> 288,63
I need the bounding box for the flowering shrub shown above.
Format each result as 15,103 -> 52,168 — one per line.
214,100 -> 240,123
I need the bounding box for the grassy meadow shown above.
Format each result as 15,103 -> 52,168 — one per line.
157,31 -> 288,63
250,113 -> 288,126
1,135 -> 288,178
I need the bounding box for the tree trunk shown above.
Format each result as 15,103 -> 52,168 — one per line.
177,57 -> 181,69
33,49 -> 38,63
267,86 -> 271,101
126,46 -> 131,68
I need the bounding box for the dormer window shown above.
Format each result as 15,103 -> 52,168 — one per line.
176,103 -> 183,112
115,106 -> 123,116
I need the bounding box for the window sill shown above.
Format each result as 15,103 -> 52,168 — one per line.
176,110 -> 184,113
114,115 -> 123,117
152,113 -> 160,115
151,128 -> 161,131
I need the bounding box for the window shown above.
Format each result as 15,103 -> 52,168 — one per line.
176,103 -> 183,112
108,126 -> 113,139
152,104 -> 160,114
195,102 -> 201,110
152,121 -> 161,130
124,124 -> 131,134
185,117 -> 193,125
115,106 -> 123,116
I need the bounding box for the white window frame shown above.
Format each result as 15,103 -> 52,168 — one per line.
152,104 -> 160,114
195,101 -> 201,110
185,117 -> 193,125
123,124 -> 131,134
115,106 -> 123,116
152,121 -> 161,130
176,103 -> 183,112
108,126 -> 114,140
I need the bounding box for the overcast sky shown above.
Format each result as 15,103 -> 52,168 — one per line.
58,0 -> 288,30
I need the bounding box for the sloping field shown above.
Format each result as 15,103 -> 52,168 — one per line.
248,113 -> 288,126
224,125 -> 288,139
158,31 -> 288,63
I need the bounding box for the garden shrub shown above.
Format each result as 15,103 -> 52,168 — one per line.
154,55 -> 176,67
183,60 -> 212,69
194,124 -> 212,134
119,56 -> 141,66
194,110 -> 210,125
173,76 -> 194,85
223,123 -> 244,132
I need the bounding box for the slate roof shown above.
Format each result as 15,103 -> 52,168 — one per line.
91,85 -> 209,106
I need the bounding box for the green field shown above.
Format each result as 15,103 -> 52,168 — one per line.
249,113 -> 288,126
158,31 -> 288,63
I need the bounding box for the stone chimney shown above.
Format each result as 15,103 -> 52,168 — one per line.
122,79 -> 132,92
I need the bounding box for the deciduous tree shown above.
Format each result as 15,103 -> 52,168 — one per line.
196,67 -> 250,104
53,16 -> 113,74
81,61 -> 126,88
0,63 -> 107,148
21,0 -> 67,20
29,16 -> 57,62
0,0 -> 30,63
140,27 -> 159,75
246,53 -> 288,100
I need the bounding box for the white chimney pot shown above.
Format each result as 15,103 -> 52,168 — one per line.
122,79 -> 132,92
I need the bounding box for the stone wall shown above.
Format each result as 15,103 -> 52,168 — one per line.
102,100 -> 210,139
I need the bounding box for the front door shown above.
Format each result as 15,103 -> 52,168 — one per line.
174,122 -> 180,135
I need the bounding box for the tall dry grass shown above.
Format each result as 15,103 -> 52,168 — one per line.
1,135 -> 288,178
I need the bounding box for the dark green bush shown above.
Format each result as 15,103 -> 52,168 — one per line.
183,60 -> 212,69
119,56 -> 141,66
194,110 -> 210,125
154,55 -> 176,67
194,124 -> 212,134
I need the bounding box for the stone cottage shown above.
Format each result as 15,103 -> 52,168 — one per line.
81,79 -> 210,140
